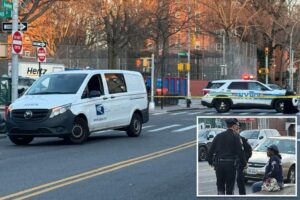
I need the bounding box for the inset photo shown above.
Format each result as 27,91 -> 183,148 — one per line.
197,117 -> 297,197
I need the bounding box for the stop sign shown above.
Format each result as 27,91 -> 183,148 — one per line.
37,47 -> 46,62
12,31 -> 23,54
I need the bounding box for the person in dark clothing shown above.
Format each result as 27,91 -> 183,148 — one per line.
234,127 -> 252,195
207,118 -> 246,195
252,144 -> 284,193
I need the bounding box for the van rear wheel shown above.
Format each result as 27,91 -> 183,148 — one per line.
126,113 -> 142,137
64,118 -> 89,144
9,136 -> 34,145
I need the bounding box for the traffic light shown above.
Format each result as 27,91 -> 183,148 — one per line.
265,47 -> 269,56
136,59 -> 142,68
143,58 -> 149,67
177,63 -> 184,72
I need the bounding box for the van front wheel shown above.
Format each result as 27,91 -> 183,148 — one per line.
126,113 -> 142,137
64,118 -> 89,144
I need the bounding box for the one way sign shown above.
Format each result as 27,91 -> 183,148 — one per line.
2,22 -> 28,32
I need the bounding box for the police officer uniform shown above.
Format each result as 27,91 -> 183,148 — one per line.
207,118 -> 246,195
236,135 -> 252,195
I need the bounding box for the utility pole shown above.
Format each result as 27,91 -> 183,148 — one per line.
265,47 -> 269,84
11,0 -> 19,102
186,0 -> 191,107
289,21 -> 299,90
149,53 -> 155,111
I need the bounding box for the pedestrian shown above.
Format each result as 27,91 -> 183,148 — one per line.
233,126 -> 252,195
252,144 -> 284,193
207,118 -> 246,195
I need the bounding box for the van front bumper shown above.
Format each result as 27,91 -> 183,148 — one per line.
6,110 -> 75,137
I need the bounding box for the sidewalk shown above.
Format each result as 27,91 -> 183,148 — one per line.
150,98 -> 206,113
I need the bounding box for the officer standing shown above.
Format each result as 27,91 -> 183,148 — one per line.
207,118 -> 246,195
234,126 -> 252,195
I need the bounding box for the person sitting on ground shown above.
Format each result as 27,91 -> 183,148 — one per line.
252,144 -> 284,193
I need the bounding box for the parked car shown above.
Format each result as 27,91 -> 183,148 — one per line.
245,136 -> 296,184
0,114 -> 6,134
198,128 -> 226,161
201,79 -> 299,113
240,129 -> 280,149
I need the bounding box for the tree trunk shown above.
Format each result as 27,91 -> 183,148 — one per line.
108,42 -> 118,69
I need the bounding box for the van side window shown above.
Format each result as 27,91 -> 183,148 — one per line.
82,74 -> 103,99
105,73 -> 127,94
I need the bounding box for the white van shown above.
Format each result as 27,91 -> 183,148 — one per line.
6,70 -> 149,145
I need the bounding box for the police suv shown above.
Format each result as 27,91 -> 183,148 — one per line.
6,70 -> 149,145
201,79 -> 299,113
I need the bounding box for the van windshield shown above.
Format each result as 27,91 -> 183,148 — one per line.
27,73 -> 87,95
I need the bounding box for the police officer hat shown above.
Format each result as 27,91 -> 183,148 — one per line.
266,144 -> 279,153
225,118 -> 240,127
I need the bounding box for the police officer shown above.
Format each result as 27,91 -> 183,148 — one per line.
207,118 -> 246,195
234,126 -> 252,195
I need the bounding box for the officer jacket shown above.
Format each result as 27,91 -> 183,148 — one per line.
264,155 -> 284,184
207,129 -> 246,167
241,136 -> 252,162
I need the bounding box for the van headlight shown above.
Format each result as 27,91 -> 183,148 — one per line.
50,104 -> 72,118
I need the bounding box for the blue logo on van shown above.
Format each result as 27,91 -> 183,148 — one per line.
96,104 -> 104,115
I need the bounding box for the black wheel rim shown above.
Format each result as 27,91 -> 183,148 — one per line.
133,117 -> 141,134
218,101 -> 227,111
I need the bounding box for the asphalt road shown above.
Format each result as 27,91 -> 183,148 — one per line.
0,111 -> 199,200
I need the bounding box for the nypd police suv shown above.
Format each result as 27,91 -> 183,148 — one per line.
6,70 -> 149,145
201,79 -> 299,113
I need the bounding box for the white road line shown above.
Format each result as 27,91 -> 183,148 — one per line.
151,112 -> 166,116
169,112 -> 188,116
188,112 -> 202,115
205,112 -> 215,115
143,125 -> 155,129
275,112 -> 283,115
257,112 -> 266,115
172,125 -> 197,132
148,124 -> 181,132
239,112 -> 249,115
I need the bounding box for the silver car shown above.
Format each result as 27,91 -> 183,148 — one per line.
245,136 -> 296,183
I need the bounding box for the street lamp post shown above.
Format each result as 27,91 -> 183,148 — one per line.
149,53 -> 155,111
11,0 -> 19,102
289,21 -> 300,90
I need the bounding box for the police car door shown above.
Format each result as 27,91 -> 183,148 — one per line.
247,82 -> 271,105
81,74 -> 110,131
227,81 -> 248,105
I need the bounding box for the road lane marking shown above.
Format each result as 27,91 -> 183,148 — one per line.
147,124 -> 181,132
0,141 -> 196,200
142,125 -> 155,129
151,113 -> 166,116
172,125 -> 196,132
188,112 -> 202,115
169,112 -> 188,116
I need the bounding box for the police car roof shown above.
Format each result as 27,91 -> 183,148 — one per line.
48,69 -> 141,76
211,79 -> 257,83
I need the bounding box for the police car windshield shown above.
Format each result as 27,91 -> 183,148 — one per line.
254,138 -> 295,154
240,130 -> 259,139
27,73 -> 87,95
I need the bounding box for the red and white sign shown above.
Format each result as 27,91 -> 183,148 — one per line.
37,47 -> 46,62
12,31 -> 23,54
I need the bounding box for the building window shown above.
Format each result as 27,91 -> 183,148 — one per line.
24,51 -> 31,57
216,43 -> 223,51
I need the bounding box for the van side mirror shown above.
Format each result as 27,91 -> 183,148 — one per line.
207,135 -> 214,140
89,90 -> 101,98
259,136 -> 264,140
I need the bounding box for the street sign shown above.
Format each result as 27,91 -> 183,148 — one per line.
178,52 -> 188,57
0,10 -> 12,18
32,41 -> 47,47
2,22 -> 27,31
2,1 -> 13,10
37,47 -> 46,62
12,31 -> 23,54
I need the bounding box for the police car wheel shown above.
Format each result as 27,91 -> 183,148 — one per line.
64,118 -> 89,144
9,136 -> 34,145
198,146 -> 207,161
287,166 -> 295,184
126,113 -> 142,137
214,99 -> 230,113
274,100 -> 285,113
